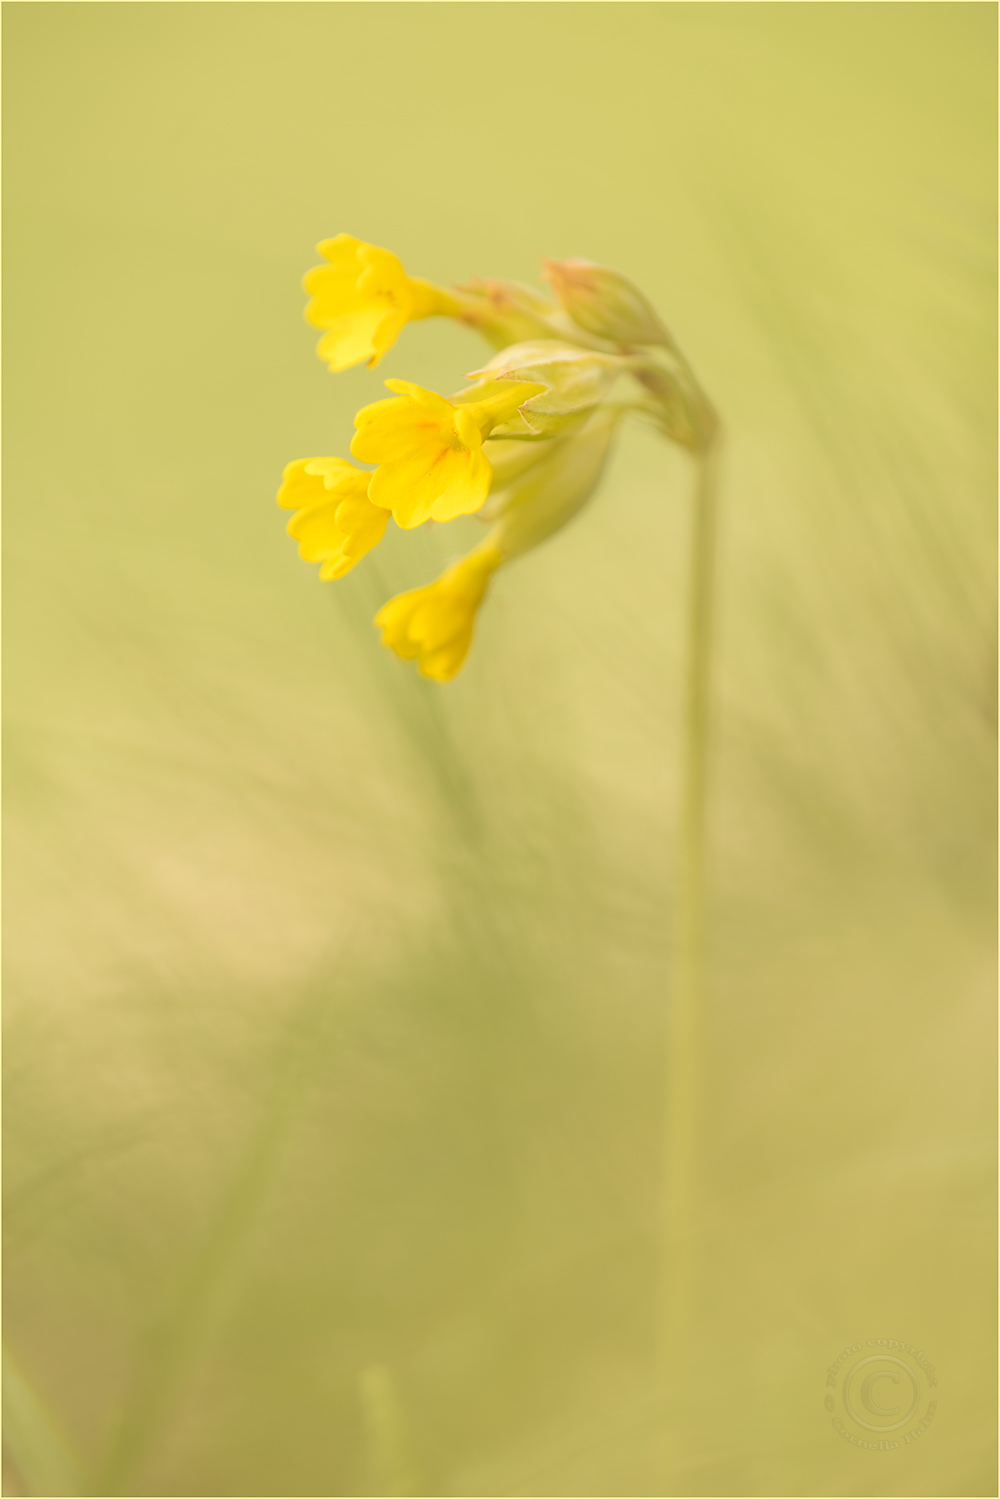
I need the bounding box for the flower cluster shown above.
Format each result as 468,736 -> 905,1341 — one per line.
279,236 -> 714,681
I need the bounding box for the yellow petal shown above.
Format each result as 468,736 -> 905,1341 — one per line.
429,448 -> 493,522
381,379 -> 456,416
353,384 -> 493,526
368,447 -> 468,529
316,307 -> 386,372
374,593 -> 423,660
418,626 -> 475,682
303,238 -> 420,368
373,545 -> 502,679
351,398 -> 446,464
277,458 -> 331,510
315,233 -> 364,265
286,499 -> 346,561
286,492 -> 387,576
333,495 -> 390,554
406,594 -> 466,652
280,456 -> 385,577
367,309 -> 408,367
303,263 -> 370,327
319,555 -> 358,581
303,457 -> 371,498
355,243 -> 410,297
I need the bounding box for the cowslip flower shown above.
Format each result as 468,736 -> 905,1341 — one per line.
374,543 -> 503,682
282,238 -> 717,685
350,377 -> 545,529
376,408 -> 621,680
303,235 -> 460,373
277,457 -> 388,579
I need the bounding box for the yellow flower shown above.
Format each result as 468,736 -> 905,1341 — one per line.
303,235 -> 457,373
277,457 -> 388,580
350,377 -> 545,529
375,543 -> 503,682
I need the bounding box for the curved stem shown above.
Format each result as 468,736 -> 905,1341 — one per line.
658,434 -> 720,1489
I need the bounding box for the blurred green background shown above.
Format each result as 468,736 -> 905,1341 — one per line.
3,4 -> 996,1496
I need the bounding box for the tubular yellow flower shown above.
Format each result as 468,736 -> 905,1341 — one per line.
375,543 -> 503,682
303,235 -> 458,373
277,457 -> 388,580
350,377 -> 545,529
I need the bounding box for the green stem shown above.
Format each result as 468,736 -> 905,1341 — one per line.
658,434 -> 720,1488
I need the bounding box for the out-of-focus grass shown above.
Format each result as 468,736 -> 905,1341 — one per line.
3,6 -> 995,1496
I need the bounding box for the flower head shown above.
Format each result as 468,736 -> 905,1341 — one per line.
303,235 -> 455,372
375,544 -> 503,682
351,377 -> 545,529
277,457 -> 388,579
281,238 -> 715,684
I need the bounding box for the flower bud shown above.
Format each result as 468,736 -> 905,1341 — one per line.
451,277 -> 558,349
542,259 -> 671,348
486,407 -> 620,560
476,436 -> 557,501
463,341 -> 626,439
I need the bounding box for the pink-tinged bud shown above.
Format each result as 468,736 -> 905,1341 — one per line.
542,259 -> 671,348
452,276 -> 558,350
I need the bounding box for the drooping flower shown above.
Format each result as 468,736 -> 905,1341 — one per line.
372,409 -> 622,681
303,235 -> 459,373
277,457 -> 388,579
350,377 -> 545,529
281,238 -> 716,684
375,543 -> 503,682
